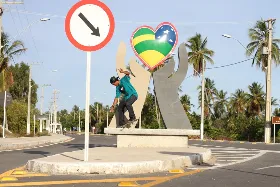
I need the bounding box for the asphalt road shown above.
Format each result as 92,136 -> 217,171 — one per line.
1,135 -> 280,187
0,134 -> 116,174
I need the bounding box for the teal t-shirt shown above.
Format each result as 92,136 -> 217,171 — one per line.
116,75 -> 138,101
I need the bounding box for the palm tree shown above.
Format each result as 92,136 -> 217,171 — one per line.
71,105 -> 79,120
273,108 -> 280,116
229,89 -> 248,116
246,82 -> 265,116
0,32 -> 27,91
246,19 -> 280,70
197,78 -> 217,118
271,97 -> 278,106
185,33 -> 214,76
180,94 -> 194,113
214,90 -> 228,118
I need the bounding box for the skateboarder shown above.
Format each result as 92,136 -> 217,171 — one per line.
110,68 -> 138,128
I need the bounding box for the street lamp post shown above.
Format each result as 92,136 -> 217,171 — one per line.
222,33 -> 272,143
222,34 -> 248,50
3,18 -> 50,49
79,107 -> 81,132
25,18 -> 50,135
200,59 -> 205,140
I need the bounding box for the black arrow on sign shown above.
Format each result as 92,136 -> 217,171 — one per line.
78,12 -> 100,37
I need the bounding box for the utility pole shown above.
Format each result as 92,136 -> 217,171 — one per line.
26,63 -> 40,135
50,102 -> 53,124
200,59 -> 205,140
264,18 -> 275,144
40,84 -> 51,132
78,107 -> 81,132
26,65 -> 32,135
52,89 -> 59,133
97,103 -> 99,123
0,1 -> 3,50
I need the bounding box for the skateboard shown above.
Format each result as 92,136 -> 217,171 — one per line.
113,99 -> 138,129
121,119 -> 138,129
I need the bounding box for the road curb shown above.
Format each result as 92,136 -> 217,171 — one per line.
189,139 -> 279,145
26,147 -> 212,175
0,135 -> 74,151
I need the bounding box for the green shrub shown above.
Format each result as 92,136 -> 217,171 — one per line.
36,130 -> 50,137
6,100 -> 38,136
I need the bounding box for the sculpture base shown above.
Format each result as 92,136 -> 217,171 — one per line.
117,135 -> 188,148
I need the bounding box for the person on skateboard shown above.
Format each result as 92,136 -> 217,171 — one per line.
110,68 -> 138,128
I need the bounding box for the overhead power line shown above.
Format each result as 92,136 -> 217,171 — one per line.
206,58 -> 254,69
4,8 -> 256,25
185,57 -> 254,79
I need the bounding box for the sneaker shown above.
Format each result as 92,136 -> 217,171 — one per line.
124,122 -> 131,128
128,118 -> 137,123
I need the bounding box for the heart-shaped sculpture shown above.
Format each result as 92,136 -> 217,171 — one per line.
130,22 -> 178,70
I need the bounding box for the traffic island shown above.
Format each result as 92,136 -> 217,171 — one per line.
0,134 -> 73,151
26,146 -> 212,175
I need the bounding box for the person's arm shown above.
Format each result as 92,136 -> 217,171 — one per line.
110,88 -> 121,112
119,68 -> 130,76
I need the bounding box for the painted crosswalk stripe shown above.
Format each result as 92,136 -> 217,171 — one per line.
216,156 -> 251,159
210,148 -> 250,150
212,153 -> 256,156
213,151 -> 259,153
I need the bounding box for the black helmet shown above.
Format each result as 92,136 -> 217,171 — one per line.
110,76 -> 119,84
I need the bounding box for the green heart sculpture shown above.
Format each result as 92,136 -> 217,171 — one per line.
130,22 -> 178,70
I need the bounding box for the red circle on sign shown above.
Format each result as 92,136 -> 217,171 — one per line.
65,0 -> 115,51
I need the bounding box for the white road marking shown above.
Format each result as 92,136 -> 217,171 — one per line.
256,165 -> 280,170
213,150 -> 260,153
190,143 -> 264,169
190,150 -> 267,170
212,153 -> 256,156
210,148 -> 251,150
216,156 -> 252,159
0,138 -> 75,152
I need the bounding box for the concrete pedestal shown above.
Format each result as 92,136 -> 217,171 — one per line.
117,135 -> 188,148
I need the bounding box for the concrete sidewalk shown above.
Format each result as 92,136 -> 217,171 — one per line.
27,146 -> 213,175
0,134 -> 73,151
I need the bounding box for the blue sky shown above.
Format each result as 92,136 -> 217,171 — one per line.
3,0 -> 280,114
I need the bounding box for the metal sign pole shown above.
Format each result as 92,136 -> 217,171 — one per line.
34,115 -> 36,136
84,52 -> 91,162
2,91 -> 6,138
274,123 -> 276,144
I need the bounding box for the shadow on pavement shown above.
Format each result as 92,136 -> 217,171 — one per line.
60,153 -> 83,161
23,150 -> 50,157
159,151 -> 196,156
63,144 -> 116,150
219,167 -> 280,178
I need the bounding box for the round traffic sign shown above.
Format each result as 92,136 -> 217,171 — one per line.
65,0 -> 115,51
